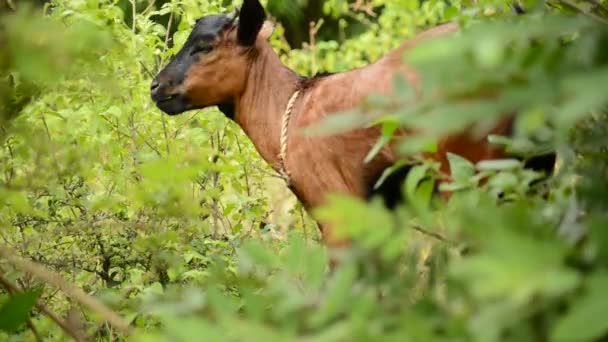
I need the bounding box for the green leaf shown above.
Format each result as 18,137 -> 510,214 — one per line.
364,135 -> 390,164
451,217 -> 581,303
414,179 -> 435,210
160,316 -> 226,341
373,160 -> 408,190
286,233 -> 306,276
551,273 -> 608,342
301,110 -> 367,136
1,191 -> 32,215
221,317 -> 292,342
0,289 -> 42,333
310,263 -> 357,328
474,36 -> 504,69
398,135 -> 438,155
447,153 -> 475,183
314,194 -> 393,242
405,164 -> 430,202
476,159 -> 521,171
45,110 -> 67,120
207,285 -> 239,319
444,6 -> 459,20
392,73 -> 414,100
487,172 -> 519,194
239,240 -> 278,270
302,243 -> 328,290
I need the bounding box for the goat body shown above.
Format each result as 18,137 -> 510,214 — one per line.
151,0 -> 547,249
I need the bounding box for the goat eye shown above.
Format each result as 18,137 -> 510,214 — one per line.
191,45 -> 212,56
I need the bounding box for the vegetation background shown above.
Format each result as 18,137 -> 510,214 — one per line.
1,0 -> 608,341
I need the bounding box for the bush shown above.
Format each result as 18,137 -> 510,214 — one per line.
1,0 -> 608,341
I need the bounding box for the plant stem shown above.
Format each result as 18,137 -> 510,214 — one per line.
0,268 -> 83,341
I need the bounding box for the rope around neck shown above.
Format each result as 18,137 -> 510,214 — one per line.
277,89 -> 301,186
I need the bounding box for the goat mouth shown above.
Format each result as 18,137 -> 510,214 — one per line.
153,95 -> 191,116
156,95 -> 178,103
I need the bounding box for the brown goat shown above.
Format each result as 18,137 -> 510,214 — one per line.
151,0 -> 553,250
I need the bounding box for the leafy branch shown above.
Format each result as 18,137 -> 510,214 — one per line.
0,246 -> 132,336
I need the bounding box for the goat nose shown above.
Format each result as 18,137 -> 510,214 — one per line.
150,79 -> 160,93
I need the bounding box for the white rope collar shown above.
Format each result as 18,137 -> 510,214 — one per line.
277,89 -> 301,187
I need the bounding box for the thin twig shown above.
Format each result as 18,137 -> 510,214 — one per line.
130,0 -> 137,32
142,0 -> 156,16
411,224 -> 455,245
139,61 -> 155,78
100,115 -> 162,157
40,115 -> 61,174
164,11 -> 174,49
556,0 -> 608,24
161,6 -> 175,66
158,3 -> 172,159
233,132 -> 252,196
160,112 -> 171,155
0,246 -> 132,335
300,207 -> 309,240
350,0 -> 377,17
27,318 -> 43,341
4,137 -> 15,184
172,111 -> 200,138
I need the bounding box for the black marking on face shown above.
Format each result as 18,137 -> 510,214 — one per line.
151,13 -> 236,115
151,1 -> 266,116
168,14 -> 234,81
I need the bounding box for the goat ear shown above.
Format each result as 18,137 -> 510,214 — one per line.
237,0 -> 266,46
258,21 -> 275,41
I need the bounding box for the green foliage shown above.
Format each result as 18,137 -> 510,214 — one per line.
552,273 -> 608,342
1,0 -> 608,341
0,2 -> 112,130
0,289 -> 42,333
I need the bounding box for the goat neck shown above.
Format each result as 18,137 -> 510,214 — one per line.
234,43 -> 301,169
